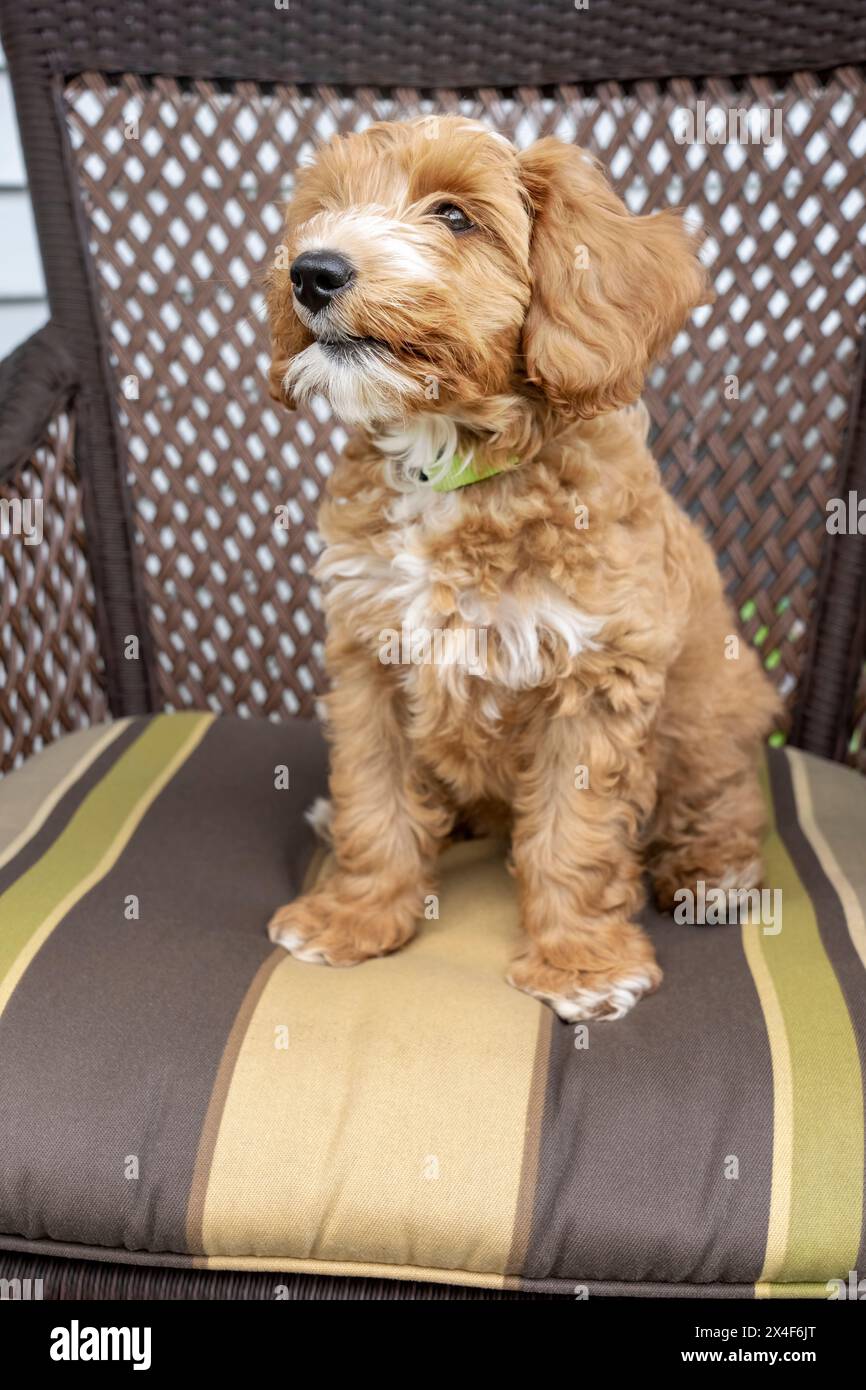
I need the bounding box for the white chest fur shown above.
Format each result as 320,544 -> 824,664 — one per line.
317,482 -> 604,695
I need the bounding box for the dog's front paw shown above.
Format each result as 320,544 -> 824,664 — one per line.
268,882 -> 417,967
507,936 -> 661,1022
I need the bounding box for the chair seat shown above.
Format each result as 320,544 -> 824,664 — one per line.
0,712 -> 864,1297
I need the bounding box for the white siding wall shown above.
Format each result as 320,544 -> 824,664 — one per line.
0,40 -> 49,358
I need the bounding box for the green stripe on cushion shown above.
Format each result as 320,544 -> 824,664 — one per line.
0,722 -> 145,898
746,755 -> 863,1295
0,722 -> 129,866
0,712 -> 213,1018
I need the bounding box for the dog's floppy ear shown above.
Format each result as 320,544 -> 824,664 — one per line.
518,139 -> 709,418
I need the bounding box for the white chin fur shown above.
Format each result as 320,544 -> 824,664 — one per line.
282,341 -> 419,426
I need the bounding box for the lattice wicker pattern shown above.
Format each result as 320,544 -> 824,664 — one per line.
64,69 -> 866,729
0,414 -> 109,775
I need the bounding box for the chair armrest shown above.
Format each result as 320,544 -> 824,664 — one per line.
0,323 -> 78,483
850,666 -> 866,776
0,388 -> 109,775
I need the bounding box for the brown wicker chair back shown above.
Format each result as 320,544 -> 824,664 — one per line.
1,1 -> 865,776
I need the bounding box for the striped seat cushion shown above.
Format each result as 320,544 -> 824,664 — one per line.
0,711 -> 864,1297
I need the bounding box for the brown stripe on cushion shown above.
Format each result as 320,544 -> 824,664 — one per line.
0,720 -> 143,895
776,749 -> 866,1276
517,890 -> 774,1288
0,714 -> 328,1257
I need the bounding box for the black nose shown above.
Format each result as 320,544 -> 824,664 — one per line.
290,250 -> 355,314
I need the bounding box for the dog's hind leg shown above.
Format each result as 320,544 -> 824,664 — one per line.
647,638 -> 781,914
648,745 -> 767,912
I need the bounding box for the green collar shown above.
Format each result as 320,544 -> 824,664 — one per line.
425,454 -> 516,492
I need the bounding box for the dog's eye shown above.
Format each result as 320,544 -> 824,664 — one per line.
431,203 -> 474,234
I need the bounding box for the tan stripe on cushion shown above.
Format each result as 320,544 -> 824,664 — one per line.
186,949 -> 287,1253
196,836 -> 544,1283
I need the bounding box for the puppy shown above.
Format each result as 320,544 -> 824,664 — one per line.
265,117 -> 780,1021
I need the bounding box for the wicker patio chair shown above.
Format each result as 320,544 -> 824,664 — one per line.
0,0 -> 865,1300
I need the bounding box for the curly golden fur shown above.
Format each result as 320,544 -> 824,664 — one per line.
265,117 -> 780,1021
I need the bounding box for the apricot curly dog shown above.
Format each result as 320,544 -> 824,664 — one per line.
265,116 -> 780,1021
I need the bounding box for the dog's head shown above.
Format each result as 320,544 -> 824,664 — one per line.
267,117 -> 708,430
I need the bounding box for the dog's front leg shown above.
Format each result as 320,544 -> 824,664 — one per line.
269,654 -> 450,966
507,708 -> 662,1022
